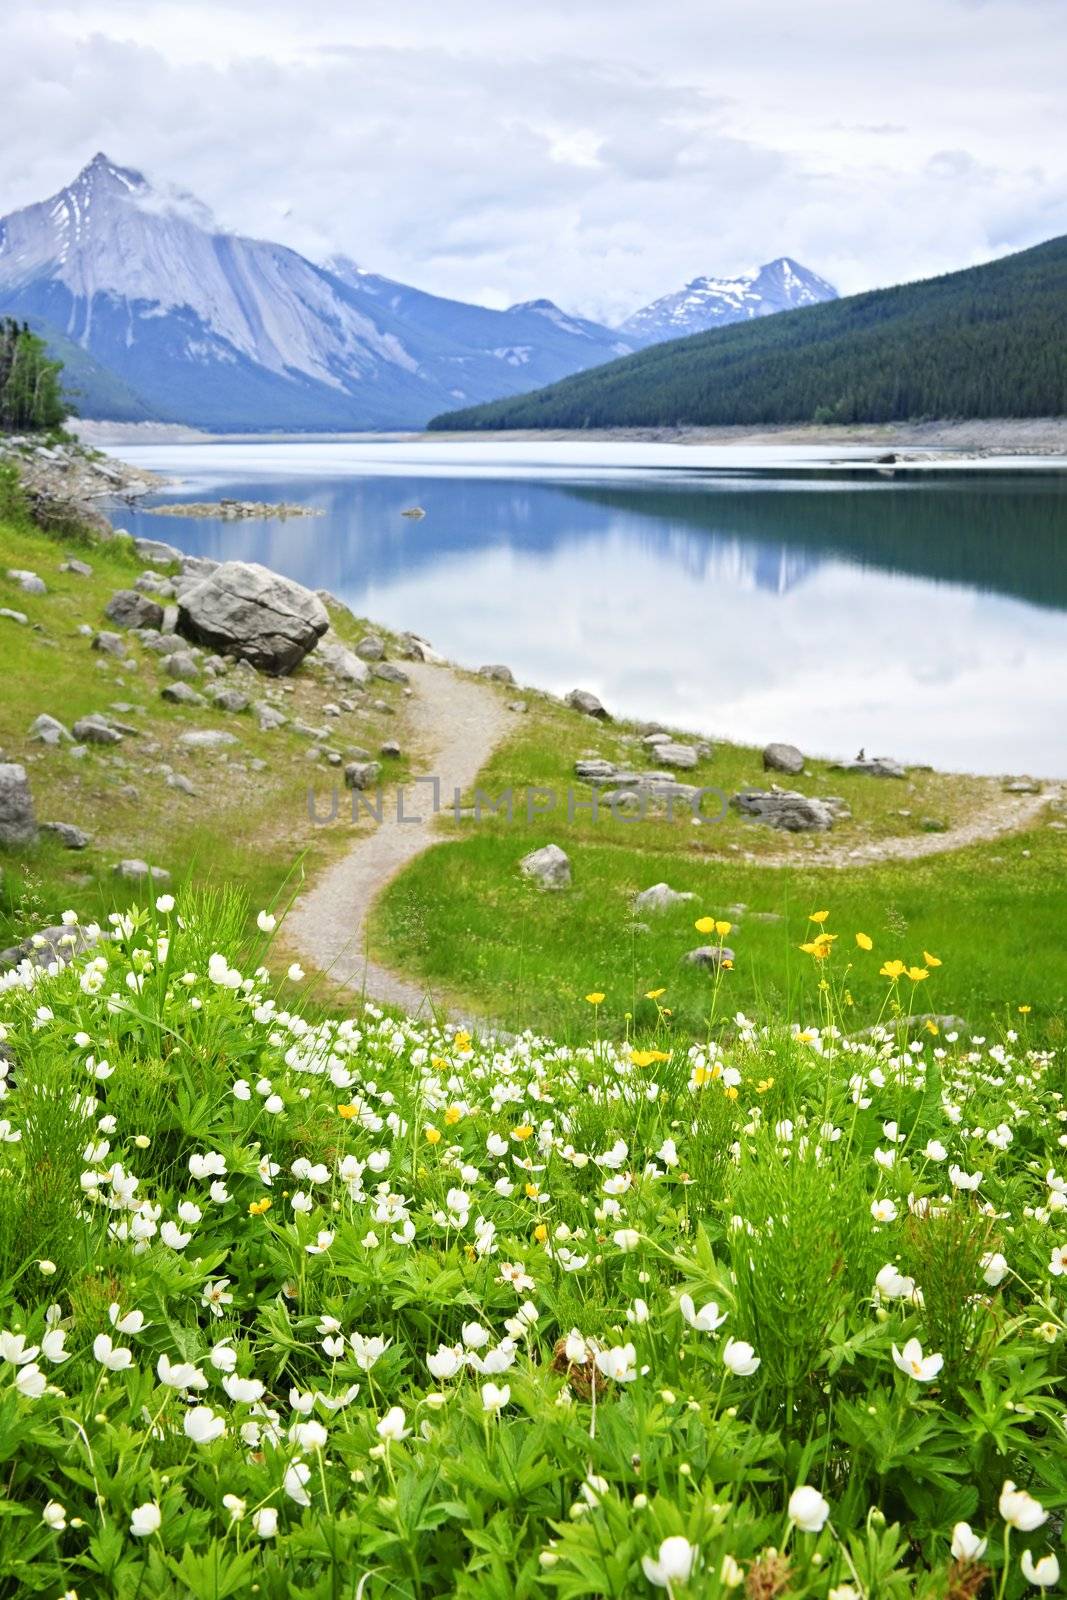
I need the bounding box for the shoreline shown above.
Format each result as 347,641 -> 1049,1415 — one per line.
73,415 -> 1067,459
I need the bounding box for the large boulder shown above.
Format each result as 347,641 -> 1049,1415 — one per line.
133,536 -> 183,566
731,789 -> 836,833
0,764 -> 37,846
763,742 -> 805,775
105,590 -> 165,631
176,561 -> 329,674
519,844 -> 572,890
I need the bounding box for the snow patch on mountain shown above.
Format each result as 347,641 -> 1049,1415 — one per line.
620,257 -> 838,344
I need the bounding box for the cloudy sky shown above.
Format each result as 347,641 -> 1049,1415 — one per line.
3,0 -> 1065,323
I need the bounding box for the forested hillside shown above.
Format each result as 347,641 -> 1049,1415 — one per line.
428,234 -> 1067,430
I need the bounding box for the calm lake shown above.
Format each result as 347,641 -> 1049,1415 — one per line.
111,440 -> 1067,778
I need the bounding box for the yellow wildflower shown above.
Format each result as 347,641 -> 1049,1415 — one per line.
923,951 -> 942,968
248,1198 -> 271,1216
337,1103 -> 358,1119
907,967 -> 929,983
585,992 -> 605,1005
524,1182 -> 539,1199
716,920 -> 732,937
809,910 -> 830,924
533,1223 -> 549,1244
512,1125 -> 534,1141
1019,1004 -> 1032,1015
855,932 -> 873,950
880,959 -> 906,980
424,1126 -> 442,1145
444,1105 -> 463,1125
645,988 -> 666,1000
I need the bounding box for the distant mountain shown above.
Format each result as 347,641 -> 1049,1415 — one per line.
620,257 -> 837,345
0,155 -> 633,430
429,234 -> 1067,431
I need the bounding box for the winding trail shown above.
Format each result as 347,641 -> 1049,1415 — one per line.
285,661 -> 512,1016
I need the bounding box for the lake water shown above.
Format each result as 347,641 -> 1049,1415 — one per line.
110,440 -> 1067,778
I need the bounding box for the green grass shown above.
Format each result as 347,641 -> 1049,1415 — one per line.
0,490 -> 411,951
372,696 -> 1067,1041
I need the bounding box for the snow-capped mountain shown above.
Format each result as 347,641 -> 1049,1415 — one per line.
620,257 -> 838,345
0,155 -> 632,430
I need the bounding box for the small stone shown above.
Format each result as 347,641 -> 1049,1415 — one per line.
634,882 -> 695,913
61,558 -> 93,577
763,742 -> 805,775
0,763 -> 37,846
830,756 -> 907,779
177,730 -> 238,749
374,661 -> 409,685
72,714 -> 123,745
166,773 -> 197,795
105,590 -> 165,630
344,760 -> 382,789
565,688 -> 609,720
133,536 -> 182,566
478,663 -> 514,683
685,945 -> 736,968
92,631 -> 129,659
6,568 -> 47,594
0,607 -> 29,625
356,634 -> 386,661
29,713 -> 73,746
380,740 -> 401,758
113,859 -> 169,883
519,843 -> 571,890
42,821 -> 90,850
165,650 -> 201,681
255,703 -> 287,732
653,742 -> 698,770
161,682 -> 207,707
209,688 -> 249,714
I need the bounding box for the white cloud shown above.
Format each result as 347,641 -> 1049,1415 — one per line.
2,0 -> 1064,322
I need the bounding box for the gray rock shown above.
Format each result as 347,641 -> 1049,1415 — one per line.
398,632 -> 443,663
316,639 -> 371,685
0,608 -> 28,626
162,604 -> 180,634
105,590 -> 165,631
180,555 -> 219,579
519,843 -> 571,890
164,650 -> 201,681
566,688 -> 609,720
61,558 -> 93,577
72,714 -> 123,745
161,682 -> 207,707
133,536 -> 183,566
29,713 -> 73,746
0,764 -> 37,846
42,821 -> 90,850
0,921 -> 98,974
92,631 -> 129,659
685,945 -> 736,968
731,789 -> 836,832
380,740 -> 401,758
575,758 -> 618,782
1003,779 -> 1042,794
634,882 -> 696,913
344,760 -> 383,790
291,720 -> 328,740
653,742 -> 698,770
177,730 -> 238,750
763,742 -> 805,775
140,631 -> 185,656
478,664 -> 515,684
6,568 -> 46,595
355,634 -> 386,661
209,688 -> 249,714
831,756 -> 907,779
177,561 -> 329,674
254,703 -> 288,732
374,661 -> 409,685
166,773 -> 197,795
113,859 -> 171,884
507,700 -> 528,714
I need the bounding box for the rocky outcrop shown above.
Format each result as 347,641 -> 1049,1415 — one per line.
831,756 -> 906,779
176,561 -> 329,674
105,589 -> 165,630
565,688 -> 609,720
731,789 -> 841,832
0,764 -> 37,846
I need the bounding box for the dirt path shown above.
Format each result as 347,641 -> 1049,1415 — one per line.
285,660 -> 512,1016
735,786 -> 1059,869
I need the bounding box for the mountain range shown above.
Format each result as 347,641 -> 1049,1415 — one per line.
0,155 -> 836,430
430,233 -> 1067,431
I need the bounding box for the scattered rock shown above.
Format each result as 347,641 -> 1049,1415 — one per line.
133,536 -> 182,566
478,664 -> 515,684
731,789 -> 836,832
566,688 -> 609,720
113,859 -> 171,884
685,945 -> 736,968
209,688 -> 249,714
61,558 -> 93,577
0,607 -> 28,626
42,821 -> 90,850
831,756 -> 906,779
166,773 -> 197,795
634,883 -> 696,913
374,661 -> 409,685
254,703 -> 288,732
161,682 -> 207,707
0,922 -> 98,973
140,631 -> 185,656
92,631 -> 129,659
1003,779 -> 1042,795
105,590 -> 165,631
72,714 -> 123,745
653,742 -> 699,770
380,740 -> 401,758
344,760 -> 382,789
575,758 -> 618,782
6,568 -> 46,594
397,632 -> 443,663
29,713 -> 73,746
763,742 -> 805,775
519,843 -> 572,890
317,639 -> 371,685
177,730 -> 238,750
356,634 -> 386,662
0,763 -> 37,846
177,561 -> 329,674
507,699 -> 528,713
164,651 -> 201,681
